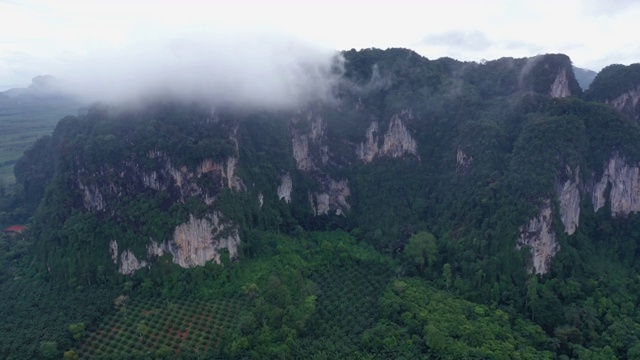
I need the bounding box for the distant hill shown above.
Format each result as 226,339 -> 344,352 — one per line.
2,75 -> 69,100
0,76 -> 80,184
573,66 -> 597,90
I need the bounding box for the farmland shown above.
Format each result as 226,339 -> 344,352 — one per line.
0,95 -> 80,184
78,296 -> 245,359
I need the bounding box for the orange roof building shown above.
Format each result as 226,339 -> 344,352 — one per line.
3,225 -> 26,234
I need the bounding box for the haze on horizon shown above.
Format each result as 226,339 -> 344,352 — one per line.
2,0 -> 640,105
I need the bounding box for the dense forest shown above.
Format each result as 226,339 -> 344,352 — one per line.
3,48 -> 640,359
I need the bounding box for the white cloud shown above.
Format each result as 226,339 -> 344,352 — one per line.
2,0 -> 640,91
50,33 -> 343,110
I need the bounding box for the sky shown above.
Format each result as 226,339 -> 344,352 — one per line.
1,0 -> 640,93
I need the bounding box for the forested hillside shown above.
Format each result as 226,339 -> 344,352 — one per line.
3,48 -> 640,359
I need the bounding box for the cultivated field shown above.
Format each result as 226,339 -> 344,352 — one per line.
78,295 -> 245,359
0,96 -> 79,184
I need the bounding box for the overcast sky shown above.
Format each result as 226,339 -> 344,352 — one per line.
2,0 -> 640,91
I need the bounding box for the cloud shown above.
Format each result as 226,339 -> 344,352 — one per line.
50,32 -> 344,110
421,30 -> 493,52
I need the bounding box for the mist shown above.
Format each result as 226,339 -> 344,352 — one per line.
52,33 -> 344,110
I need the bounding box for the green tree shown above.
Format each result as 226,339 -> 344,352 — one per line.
39,341 -> 58,359
63,350 -> 78,360
67,322 -> 86,341
404,231 -> 437,275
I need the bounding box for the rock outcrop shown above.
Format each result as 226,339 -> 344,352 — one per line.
162,213 -> 240,268
78,181 -> 106,211
357,122 -> 379,162
292,134 -> 313,171
77,149 -> 243,212
278,174 -> 293,203
591,154 -> 640,216
607,86 -> 640,121
550,68 -> 571,98
109,240 -> 118,263
119,250 -> 147,275
291,112 -> 328,170
309,179 -> 351,216
517,200 -> 560,275
556,167 -> 581,235
357,110 -> 418,163
110,212 -> 240,275
456,148 -> 473,171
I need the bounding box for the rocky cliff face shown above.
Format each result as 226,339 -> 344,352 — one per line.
309,179 -> 351,216
278,174 -> 293,203
357,110 -> 418,163
606,86 -> 640,121
157,213 -> 240,268
550,68 -> 571,98
556,167 -> 581,235
517,200 -> 560,275
77,151 -> 242,212
357,122 -> 379,163
456,148 -> 473,172
519,154 -> 640,273
591,154 -> 640,216
110,212 -> 240,275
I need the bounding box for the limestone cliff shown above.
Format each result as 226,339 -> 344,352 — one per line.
108,212 -> 240,274
292,135 -> 313,171
549,68 -> 571,98
309,179 -> 351,216
77,150 -> 243,212
456,148 -> 473,172
556,167 -> 581,235
108,240 -> 147,275
119,250 -> 147,275
357,110 -> 418,163
517,200 -> 560,275
591,154 -> 640,216
606,86 -> 640,121
78,181 -> 106,211
357,122 -> 379,163
291,112 -> 328,170
277,174 -> 293,203
148,213 -> 240,268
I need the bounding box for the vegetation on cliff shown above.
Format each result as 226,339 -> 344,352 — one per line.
3,48 -> 640,359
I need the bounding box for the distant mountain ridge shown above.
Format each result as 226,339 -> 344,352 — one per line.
1,75 -> 70,100
572,66 -> 597,90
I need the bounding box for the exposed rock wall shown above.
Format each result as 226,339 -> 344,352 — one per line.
278,174 -> 293,203
556,167 -> 581,235
591,154 -> 640,216
77,149 -> 243,212
291,112 -> 327,170
310,179 -> 351,216
456,148 -> 473,171
382,111 -> 418,158
119,250 -> 147,275
607,86 -> 640,121
357,122 -> 379,162
550,68 -> 571,98
357,110 -> 418,163
110,212 -> 240,275
165,213 -> 240,268
78,181 -> 106,211
292,135 -> 313,171
517,200 -> 560,275
109,240 -> 118,263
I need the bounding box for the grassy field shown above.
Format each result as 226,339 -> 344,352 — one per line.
78,295 -> 245,359
0,96 -> 80,184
